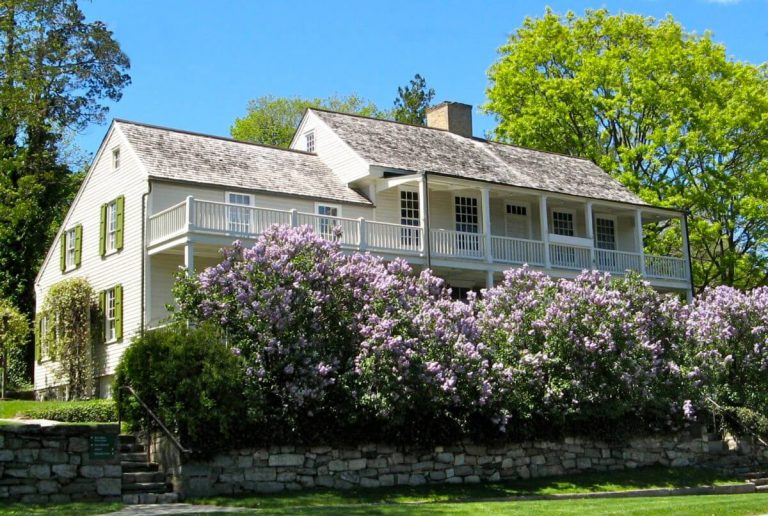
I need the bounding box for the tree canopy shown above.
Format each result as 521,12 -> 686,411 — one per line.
231,94 -> 381,148
485,8 -> 768,293
392,73 -> 435,125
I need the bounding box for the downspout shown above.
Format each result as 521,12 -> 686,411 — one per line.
140,182 -> 152,333
684,209 -> 694,299
422,171 -> 432,270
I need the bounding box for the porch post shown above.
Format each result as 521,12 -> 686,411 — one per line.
486,269 -> 494,289
681,213 -> 693,301
185,195 -> 195,230
184,242 -> 194,276
539,195 -> 550,268
481,187 -> 492,263
418,177 -> 427,254
635,209 -> 646,275
586,202 -> 594,268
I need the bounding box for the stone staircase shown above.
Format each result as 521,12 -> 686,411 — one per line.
742,471 -> 768,492
119,434 -> 178,504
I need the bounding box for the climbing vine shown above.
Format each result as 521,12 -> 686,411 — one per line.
40,278 -> 98,399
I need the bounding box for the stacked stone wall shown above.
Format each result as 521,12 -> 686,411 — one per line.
0,423 -> 121,503
151,429 -> 768,498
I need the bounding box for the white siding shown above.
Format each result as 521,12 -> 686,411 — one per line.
148,254 -> 221,327
292,111 -> 370,184
35,126 -> 148,394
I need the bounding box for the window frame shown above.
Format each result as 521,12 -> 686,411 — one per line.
453,194 -> 480,234
314,202 -> 342,240
65,228 -> 77,270
399,187 -> 420,247
551,208 -> 576,237
105,288 -> 116,343
594,214 -> 618,251
105,200 -> 118,253
112,148 -> 121,170
504,200 -> 532,239
40,315 -> 50,361
225,191 -> 255,234
305,131 -> 315,153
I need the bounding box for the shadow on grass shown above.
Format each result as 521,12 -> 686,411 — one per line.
191,466 -> 744,510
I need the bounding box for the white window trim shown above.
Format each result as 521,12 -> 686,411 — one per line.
65,228 -> 77,270
305,131 -> 315,153
550,207 -> 576,237
112,147 -> 121,170
225,192 -> 255,234
453,193 -> 480,233
594,213 -> 618,250
314,202 -> 342,217
40,316 -> 50,362
226,191 -> 255,205
399,186 -> 420,224
106,200 -> 118,255
504,200 -> 532,240
105,288 -> 116,344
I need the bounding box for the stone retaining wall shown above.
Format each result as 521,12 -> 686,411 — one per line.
0,423 -> 121,503
151,427 -> 768,499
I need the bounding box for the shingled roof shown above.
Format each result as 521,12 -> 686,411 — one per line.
311,109 -> 648,206
116,120 -> 371,206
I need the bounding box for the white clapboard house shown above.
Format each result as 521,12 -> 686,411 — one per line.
34,101 -> 692,396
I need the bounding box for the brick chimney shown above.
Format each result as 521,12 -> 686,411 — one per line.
425,101 -> 473,138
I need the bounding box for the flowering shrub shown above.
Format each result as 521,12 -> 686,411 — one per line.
168,224 -> 767,445
687,286 -> 768,414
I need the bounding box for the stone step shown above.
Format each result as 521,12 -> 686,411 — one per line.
757,485 -> 768,492
122,492 -> 178,505
119,443 -> 145,453
121,461 -> 159,473
743,471 -> 768,480
751,478 -> 768,486
122,481 -> 170,493
121,452 -> 150,462
123,471 -> 166,484
119,434 -> 137,446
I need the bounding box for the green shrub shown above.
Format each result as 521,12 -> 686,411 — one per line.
114,324 -> 246,455
722,406 -> 768,440
21,400 -> 117,422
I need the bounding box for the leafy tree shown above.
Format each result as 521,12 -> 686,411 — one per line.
392,73 -> 435,125
231,94 -> 381,148
485,9 -> 768,293
0,298 -> 29,393
0,0 -> 129,375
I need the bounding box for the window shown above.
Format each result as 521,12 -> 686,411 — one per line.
506,204 -> 527,216
105,288 -> 116,342
595,217 -> 616,250
316,204 -> 340,240
227,192 -> 253,234
106,201 -> 118,252
455,196 -> 479,251
552,210 -> 575,236
505,202 -> 531,239
39,316 -> 49,360
65,228 -> 76,269
112,148 -> 121,170
305,131 -> 315,153
400,189 -> 420,247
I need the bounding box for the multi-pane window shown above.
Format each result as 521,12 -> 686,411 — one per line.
552,210 -> 575,236
106,201 -> 118,252
505,203 -> 530,239
455,196 -> 479,252
305,131 -> 315,153
40,316 -> 49,360
506,204 -> 527,216
112,148 -> 121,170
316,204 -> 339,240
65,228 -> 76,269
595,217 -> 616,250
105,288 -> 116,342
227,193 -> 253,234
400,190 -> 420,247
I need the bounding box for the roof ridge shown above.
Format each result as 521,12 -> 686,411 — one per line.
309,109 -> 597,164
114,118 -> 317,157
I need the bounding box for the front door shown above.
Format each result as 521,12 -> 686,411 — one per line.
505,202 -> 530,239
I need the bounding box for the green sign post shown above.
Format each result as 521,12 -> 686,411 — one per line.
89,434 -> 116,460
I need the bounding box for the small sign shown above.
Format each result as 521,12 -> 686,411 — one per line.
89,434 -> 116,460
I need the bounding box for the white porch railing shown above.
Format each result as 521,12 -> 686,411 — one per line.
146,197 -> 689,283
430,229 -> 485,260
490,236 -> 545,266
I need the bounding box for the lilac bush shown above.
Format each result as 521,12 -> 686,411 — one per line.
686,286 -> 768,413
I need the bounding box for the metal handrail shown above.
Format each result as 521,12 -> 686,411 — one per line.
116,385 -> 192,458
704,396 -> 768,447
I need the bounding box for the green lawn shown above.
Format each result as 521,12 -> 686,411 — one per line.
0,400 -> 60,418
191,466 -> 747,511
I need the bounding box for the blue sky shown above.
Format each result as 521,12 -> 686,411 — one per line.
75,0 -> 768,157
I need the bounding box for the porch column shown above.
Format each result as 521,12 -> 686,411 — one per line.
486,269 -> 494,289
586,202 -> 595,268
418,177 -> 427,254
635,209 -> 646,275
539,195 -> 550,268
184,242 -> 194,276
681,213 -> 693,301
185,195 -> 195,230
481,187 -> 492,263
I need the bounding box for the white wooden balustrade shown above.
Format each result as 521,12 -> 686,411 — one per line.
146,197 -> 689,283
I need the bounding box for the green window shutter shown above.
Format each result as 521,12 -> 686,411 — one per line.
99,203 -> 107,256
115,196 -> 125,251
35,317 -> 42,363
115,284 -> 123,341
59,234 -> 66,272
74,224 -> 83,268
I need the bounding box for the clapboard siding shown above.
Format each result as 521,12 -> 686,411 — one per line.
35,125 -> 148,394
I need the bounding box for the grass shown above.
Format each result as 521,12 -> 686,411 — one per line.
0,502 -> 122,515
191,466 -> 747,511
0,400 -> 59,419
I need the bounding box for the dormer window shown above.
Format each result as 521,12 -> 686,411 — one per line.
112,148 -> 121,170
305,131 -> 315,153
